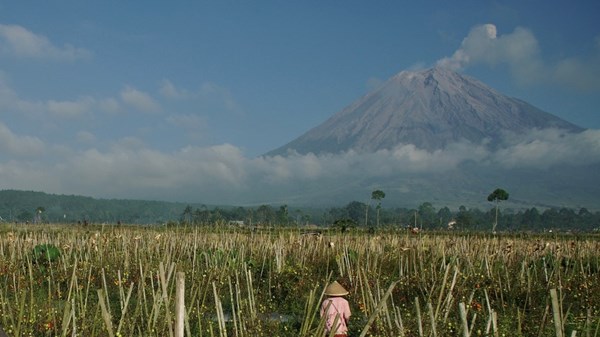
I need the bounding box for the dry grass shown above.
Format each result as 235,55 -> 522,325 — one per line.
0,223 -> 598,336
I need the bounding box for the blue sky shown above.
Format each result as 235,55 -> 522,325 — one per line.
1,1 -> 599,205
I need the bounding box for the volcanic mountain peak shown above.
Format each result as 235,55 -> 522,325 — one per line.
267,67 -> 582,156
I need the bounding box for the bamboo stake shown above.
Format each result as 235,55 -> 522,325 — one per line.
101,268 -> 111,318
434,261 -> 452,320
175,272 -> 185,337
551,288 -> 564,337
159,262 -> 174,337
359,281 -> 399,337
492,310 -> 498,337
301,273 -> 332,337
60,298 -> 72,337
537,303 -> 551,337
393,306 -> 405,336
459,302 -> 470,337
97,288 -> 115,337
227,276 -> 239,337
415,297 -> 423,337
212,281 -> 227,337
116,282 -> 134,336
234,273 -> 244,337
428,301 -> 437,337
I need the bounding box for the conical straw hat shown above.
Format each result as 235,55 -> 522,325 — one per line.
324,281 -> 348,296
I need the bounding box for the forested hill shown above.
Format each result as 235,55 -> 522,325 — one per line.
0,190 -> 187,224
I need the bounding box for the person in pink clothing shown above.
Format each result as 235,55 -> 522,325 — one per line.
320,281 -> 352,337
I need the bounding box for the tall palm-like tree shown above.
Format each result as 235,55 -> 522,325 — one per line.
487,188 -> 509,233
371,190 -> 386,227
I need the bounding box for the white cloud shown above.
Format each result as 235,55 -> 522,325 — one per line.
0,76 -> 114,119
437,24 -> 543,84
0,75 -> 38,113
160,79 -> 189,99
1,127 -> 598,204
0,75 -> 18,107
437,24 -> 600,90
120,86 -> 161,113
553,48 -> 600,91
53,143 -> 249,198
47,97 -> 94,118
98,98 -> 121,114
0,161 -> 60,192
493,128 -> 600,168
112,137 -> 146,151
0,122 -> 45,157
76,130 -> 96,143
0,23 -> 91,60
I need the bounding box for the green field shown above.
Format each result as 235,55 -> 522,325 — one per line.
0,224 -> 598,336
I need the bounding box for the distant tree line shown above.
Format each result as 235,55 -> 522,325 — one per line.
178,204 -> 298,226
323,201 -> 600,232
1,190 -> 599,231
169,201 -> 600,232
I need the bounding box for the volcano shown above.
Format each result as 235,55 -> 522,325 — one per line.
267,67 -> 583,156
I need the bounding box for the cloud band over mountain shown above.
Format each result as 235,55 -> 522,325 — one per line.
1,119 -> 598,206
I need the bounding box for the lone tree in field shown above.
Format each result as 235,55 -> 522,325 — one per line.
371,189 -> 386,227
487,188 -> 509,233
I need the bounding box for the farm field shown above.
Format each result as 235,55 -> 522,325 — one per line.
0,224 -> 598,337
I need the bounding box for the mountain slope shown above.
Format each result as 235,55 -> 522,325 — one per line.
267,67 -> 583,155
